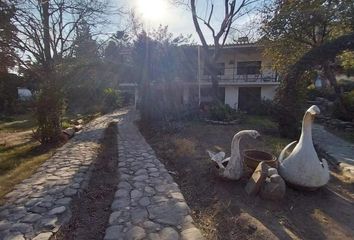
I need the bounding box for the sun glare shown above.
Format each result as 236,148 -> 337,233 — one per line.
136,0 -> 167,22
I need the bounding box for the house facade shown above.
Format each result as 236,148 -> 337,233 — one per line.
120,42 -> 279,110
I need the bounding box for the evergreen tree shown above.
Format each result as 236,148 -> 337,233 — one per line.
73,20 -> 100,61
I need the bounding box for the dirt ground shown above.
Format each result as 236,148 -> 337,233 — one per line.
140,121 -> 354,240
52,123 -> 119,240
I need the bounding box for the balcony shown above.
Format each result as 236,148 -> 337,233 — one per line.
200,66 -> 279,85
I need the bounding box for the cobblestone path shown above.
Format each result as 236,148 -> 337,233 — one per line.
0,111 -> 123,240
313,124 -> 354,165
104,111 -> 204,240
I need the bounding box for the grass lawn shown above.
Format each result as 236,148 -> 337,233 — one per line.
140,114 -> 354,240
0,114 -> 56,203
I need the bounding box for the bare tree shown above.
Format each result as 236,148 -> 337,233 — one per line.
176,0 -> 257,101
12,0 -> 114,143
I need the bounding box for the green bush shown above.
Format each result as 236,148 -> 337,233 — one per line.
102,88 -> 121,113
247,99 -> 278,116
209,103 -> 243,121
306,86 -> 336,101
332,90 -> 354,121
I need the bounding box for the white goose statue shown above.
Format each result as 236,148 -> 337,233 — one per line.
208,130 -> 260,180
278,105 -> 329,189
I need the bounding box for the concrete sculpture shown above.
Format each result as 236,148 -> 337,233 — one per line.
278,105 -> 329,189
208,130 -> 260,180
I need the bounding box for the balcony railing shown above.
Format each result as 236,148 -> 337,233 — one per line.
200,66 -> 279,83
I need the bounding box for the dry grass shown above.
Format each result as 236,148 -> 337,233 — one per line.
0,147 -> 54,204
0,138 -> 55,203
0,114 -> 54,203
0,112 -> 101,203
173,138 -> 197,158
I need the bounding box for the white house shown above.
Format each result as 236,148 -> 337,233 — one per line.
120,41 -> 279,110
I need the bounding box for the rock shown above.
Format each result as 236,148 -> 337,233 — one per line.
115,189 -> 129,198
40,216 -> 58,230
143,221 -> 161,231
111,198 -> 130,210
131,189 -> 143,199
160,227 -> 179,240
181,228 -> 204,240
109,211 -> 121,225
260,174 -> 286,200
74,125 -> 83,132
10,223 -> 33,233
48,206 -> 66,215
131,208 -> 148,224
138,197 -> 150,207
32,232 -> 53,240
147,202 -> 188,225
245,162 -> 269,196
63,127 -> 75,138
0,220 -> 11,231
56,197 -> 72,205
21,213 -> 42,223
132,175 -> 148,182
126,226 -> 146,240
4,232 -> 25,240
64,188 -> 77,196
148,233 -> 161,240
104,225 -> 123,240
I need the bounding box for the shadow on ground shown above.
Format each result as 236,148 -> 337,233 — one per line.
141,121 -> 354,240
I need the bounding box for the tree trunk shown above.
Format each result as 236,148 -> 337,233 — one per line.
36,0 -> 62,144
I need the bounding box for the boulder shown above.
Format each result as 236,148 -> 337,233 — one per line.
74,125 -> 83,132
63,128 -> 75,138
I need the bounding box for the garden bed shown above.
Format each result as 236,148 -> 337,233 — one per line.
140,116 -> 354,239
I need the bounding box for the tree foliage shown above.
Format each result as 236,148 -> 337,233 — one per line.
261,0 -> 354,138
277,33 -> 354,138
11,0 -> 112,144
261,0 -> 352,74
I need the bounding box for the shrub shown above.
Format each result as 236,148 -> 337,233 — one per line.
102,88 -> 121,113
208,103 -> 242,121
332,90 -> 354,121
306,86 -> 337,101
246,99 -> 278,116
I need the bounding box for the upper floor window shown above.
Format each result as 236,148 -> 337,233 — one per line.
237,61 -> 261,75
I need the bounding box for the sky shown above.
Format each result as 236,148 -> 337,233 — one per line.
112,0 -> 261,44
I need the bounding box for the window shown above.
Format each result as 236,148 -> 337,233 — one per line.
203,62 -> 225,76
237,61 -> 261,75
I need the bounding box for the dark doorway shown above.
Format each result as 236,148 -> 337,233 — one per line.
238,87 -> 261,111
218,87 -> 225,103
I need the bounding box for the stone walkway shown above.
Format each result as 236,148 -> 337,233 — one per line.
0,111 -> 122,240
313,124 -> 354,165
104,111 -> 204,240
